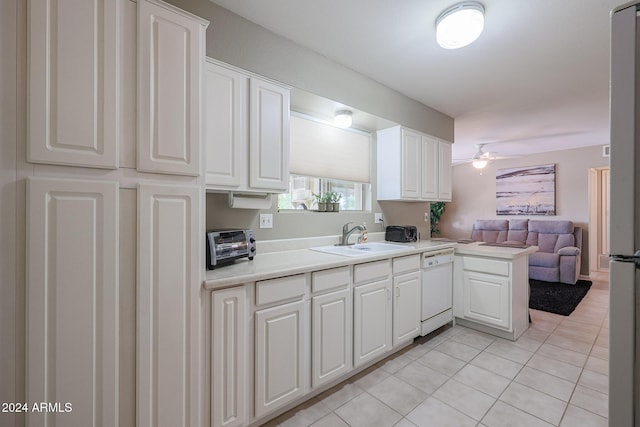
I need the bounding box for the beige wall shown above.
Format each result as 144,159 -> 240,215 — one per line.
439,145 -> 610,274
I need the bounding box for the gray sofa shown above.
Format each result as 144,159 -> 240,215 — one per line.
471,219 -> 583,284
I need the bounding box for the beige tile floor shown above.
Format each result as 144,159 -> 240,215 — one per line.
265,274 -> 609,427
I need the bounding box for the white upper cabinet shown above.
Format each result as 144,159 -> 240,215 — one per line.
28,0 -> 119,169
377,126 -> 452,202
249,78 -> 290,191
205,62 -> 247,188
205,59 -> 290,193
438,141 -> 452,201
138,0 -> 208,176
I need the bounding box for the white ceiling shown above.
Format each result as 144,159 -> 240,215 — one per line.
209,0 -> 620,163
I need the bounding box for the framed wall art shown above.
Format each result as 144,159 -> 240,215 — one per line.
496,164 -> 556,215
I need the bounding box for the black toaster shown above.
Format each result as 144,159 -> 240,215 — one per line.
385,225 -> 418,243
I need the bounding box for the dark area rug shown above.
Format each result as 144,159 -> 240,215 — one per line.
529,279 -> 592,316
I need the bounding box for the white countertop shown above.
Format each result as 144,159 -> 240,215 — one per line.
454,242 -> 538,259
203,240 -> 457,290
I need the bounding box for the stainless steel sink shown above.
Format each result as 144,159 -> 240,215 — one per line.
310,242 -> 413,257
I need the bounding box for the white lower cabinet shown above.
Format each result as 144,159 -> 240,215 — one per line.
353,261 -> 392,368
26,177 -> 119,426
462,271 -> 510,329
211,287 -> 248,427
254,299 -> 306,418
137,183 -> 202,427
393,271 -> 421,346
312,288 -> 352,387
392,255 -> 421,347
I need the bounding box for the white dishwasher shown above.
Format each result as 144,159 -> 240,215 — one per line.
420,249 -> 455,336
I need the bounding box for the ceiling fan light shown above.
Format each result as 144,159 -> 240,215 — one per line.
472,158 -> 488,169
436,2 -> 485,49
334,110 -> 353,128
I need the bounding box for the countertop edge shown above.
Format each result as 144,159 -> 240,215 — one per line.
203,241 -> 458,290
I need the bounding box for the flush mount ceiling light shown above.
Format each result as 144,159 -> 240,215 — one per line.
334,110 -> 353,128
436,2 -> 485,49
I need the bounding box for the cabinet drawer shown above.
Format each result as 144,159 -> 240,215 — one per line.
392,254 -> 420,275
354,260 -> 391,285
312,266 -> 350,294
255,274 -> 306,306
463,257 -> 510,276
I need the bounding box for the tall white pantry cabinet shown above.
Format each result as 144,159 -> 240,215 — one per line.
25,1 -> 208,427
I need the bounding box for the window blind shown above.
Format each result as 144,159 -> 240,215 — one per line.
289,114 -> 371,183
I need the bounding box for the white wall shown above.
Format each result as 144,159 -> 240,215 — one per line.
439,145 -> 610,274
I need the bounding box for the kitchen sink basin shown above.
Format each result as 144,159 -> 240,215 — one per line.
310,242 -> 413,257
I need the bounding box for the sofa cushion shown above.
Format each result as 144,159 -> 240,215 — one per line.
528,220 -> 574,234
558,247 -> 580,256
471,220 -> 509,243
529,252 -> 560,268
506,219 -> 528,243
526,220 -> 576,253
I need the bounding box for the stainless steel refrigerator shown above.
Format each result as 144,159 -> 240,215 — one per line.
610,3 -> 640,425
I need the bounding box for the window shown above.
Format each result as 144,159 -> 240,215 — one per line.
278,114 -> 372,211
278,175 -> 369,211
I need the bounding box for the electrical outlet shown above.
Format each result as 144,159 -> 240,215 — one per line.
259,213 -> 273,229
374,213 -> 384,224
424,212 -> 429,222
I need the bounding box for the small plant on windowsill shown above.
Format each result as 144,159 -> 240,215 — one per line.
430,201 -> 446,236
312,193 -> 326,212
325,192 -> 342,212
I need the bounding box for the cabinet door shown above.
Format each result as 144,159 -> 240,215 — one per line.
205,62 -> 247,189
27,177 -> 119,426
28,0 -> 118,168
211,287 -> 248,427
255,300 -> 306,418
353,279 -> 392,367
138,0 -> 206,176
138,183 -> 202,427
463,271 -> 510,329
421,136 -> 439,200
249,78 -> 290,191
312,288 -> 352,388
438,141 -> 452,201
393,271 -> 421,346
400,129 -> 421,199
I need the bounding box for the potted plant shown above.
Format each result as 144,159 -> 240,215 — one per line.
430,201 -> 446,236
327,192 -> 342,212
323,192 -> 334,212
313,192 -> 326,212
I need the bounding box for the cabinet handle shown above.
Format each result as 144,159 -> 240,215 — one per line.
395,287 -> 400,297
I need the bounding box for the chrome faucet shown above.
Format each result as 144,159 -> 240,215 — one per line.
338,222 -> 367,246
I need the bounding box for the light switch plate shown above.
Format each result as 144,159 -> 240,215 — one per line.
374,213 -> 384,224
260,214 -> 273,229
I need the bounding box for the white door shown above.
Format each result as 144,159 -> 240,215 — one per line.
211,287 -> 248,427
353,279 -> 392,367
28,0 -> 118,168
255,300 -> 306,418
312,288 -> 352,388
137,183 -> 202,427
400,129 -> 421,200
249,78 -> 290,191
438,141 -> 453,201
138,0 -> 207,176
393,271 -> 421,346
420,136 -> 439,200
463,271 -> 510,329
26,177 -> 119,426
205,62 -> 247,189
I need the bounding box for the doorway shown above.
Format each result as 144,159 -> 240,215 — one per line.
588,167 -> 610,274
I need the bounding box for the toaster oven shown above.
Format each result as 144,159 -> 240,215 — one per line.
385,225 -> 418,243
206,229 -> 256,269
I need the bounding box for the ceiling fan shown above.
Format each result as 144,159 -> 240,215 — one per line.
471,143 -> 494,169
